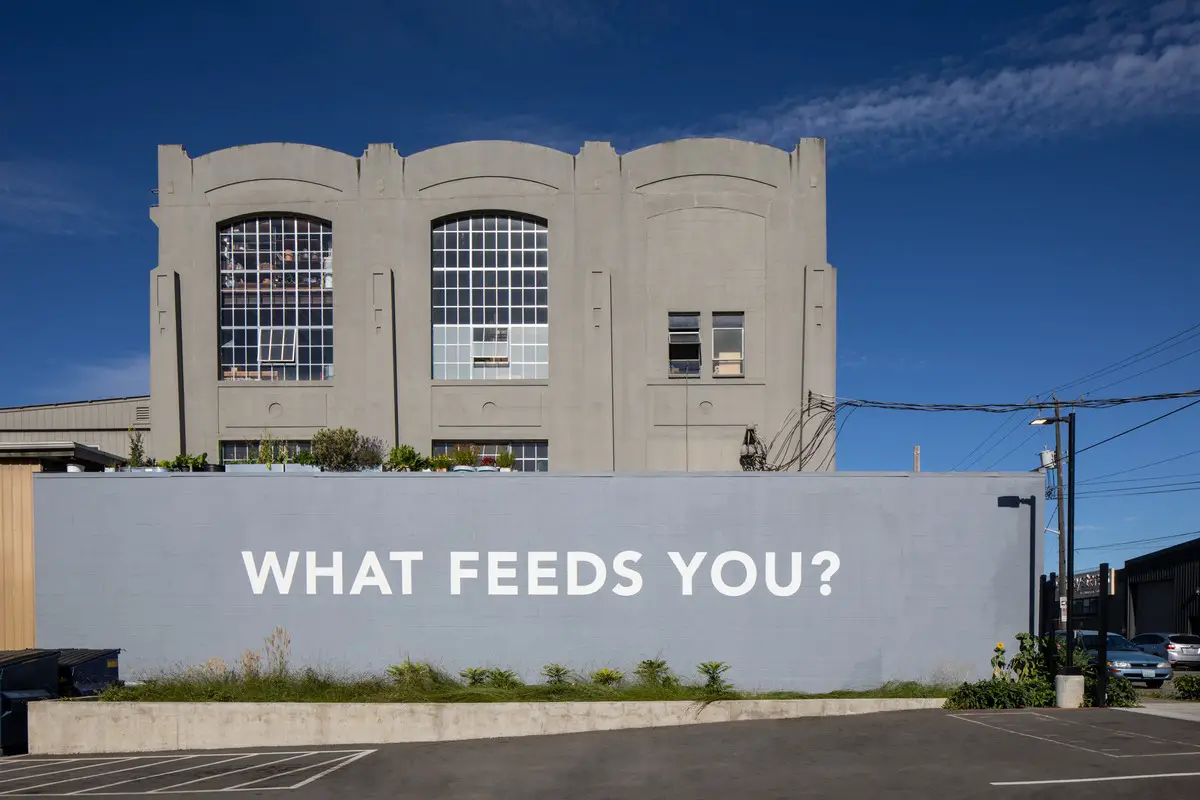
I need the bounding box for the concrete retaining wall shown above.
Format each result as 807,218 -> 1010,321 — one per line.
29,699 -> 947,754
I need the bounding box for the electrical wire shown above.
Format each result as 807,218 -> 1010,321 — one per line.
1080,343 -> 1200,397
1044,322 -> 1200,398
1082,447 -> 1200,483
982,426 -> 1042,471
1071,397 -> 1200,459
1078,470 -> 1200,487
814,388 -> 1200,413
1076,529 -> 1200,552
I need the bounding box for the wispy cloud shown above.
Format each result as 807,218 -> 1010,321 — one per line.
721,0 -> 1200,157
0,159 -> 120,236
48,354 -> 150,403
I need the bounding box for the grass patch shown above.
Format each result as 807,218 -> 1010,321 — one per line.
101,672 -> 952,704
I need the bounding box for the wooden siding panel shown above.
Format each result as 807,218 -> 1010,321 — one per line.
0,462 -> 39,648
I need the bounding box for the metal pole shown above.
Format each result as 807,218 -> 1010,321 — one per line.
1038,575 -> 1048,639
1097,562 -> 1110,707
1046,573 -> 1058,678
1053,398 -> 1067,628
1065,411 -> 1077,672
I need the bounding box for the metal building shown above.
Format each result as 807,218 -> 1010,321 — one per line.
1125,537 -> 1200,636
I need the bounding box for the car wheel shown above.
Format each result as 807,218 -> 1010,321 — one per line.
1145,681 -> 1164,689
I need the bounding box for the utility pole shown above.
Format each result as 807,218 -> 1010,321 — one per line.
913,445 -> 921,472
1053,397 -> 1068,629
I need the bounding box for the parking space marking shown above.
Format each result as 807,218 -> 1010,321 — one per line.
992,770 -> 1200,786
222,751 -> 374,792
0,760 -> 134,787
0,750 -> 375,797
1029,712 -> 1200,750
146,753 -> 315,793
0,762 -> 73,777
948,714 -> 1115,757
0,758 -> 187,795
66,755 -> 256,795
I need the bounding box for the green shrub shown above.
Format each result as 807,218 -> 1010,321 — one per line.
311,427 -> 385,471
430,454 -> 453,471
590,668 -> 624,687
292,449 -> 316,466
541,663 -> 573,685
385,445 -> 427,472
633,658 -> 672,686
697,661 -> 733,693
486,668 -> 522,689
388,659 -> 432,689
944,678 -> 1049,710
459,667 -> 489,687
495,451 -> 515,469
1085,673 -> 1138,708
1175,674 -> 1200,701
450,446 -> 479,467
127,428 -> 146,467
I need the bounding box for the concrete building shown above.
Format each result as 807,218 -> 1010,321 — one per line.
3,137 -> 838,472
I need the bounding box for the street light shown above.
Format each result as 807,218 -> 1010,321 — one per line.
1030,412 -> 1077,672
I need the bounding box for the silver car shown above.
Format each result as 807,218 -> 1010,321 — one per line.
1131,633 -> 1200,672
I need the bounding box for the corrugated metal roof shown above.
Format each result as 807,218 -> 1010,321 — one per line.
55,649 -> 120,667
0,649 -> 59,668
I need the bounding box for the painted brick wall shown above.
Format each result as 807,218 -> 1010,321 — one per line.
34,471 -> 1042,691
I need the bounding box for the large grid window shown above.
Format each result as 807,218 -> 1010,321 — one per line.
432,214 -> 548,380
220,440 -> 311,464
219,216 -> 333,381
433,441 -> 548,472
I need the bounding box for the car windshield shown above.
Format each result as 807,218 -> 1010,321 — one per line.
1170,635 -> 1200,645
1082,634 -> 1138,650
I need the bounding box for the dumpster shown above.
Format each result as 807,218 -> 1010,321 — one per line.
55,649 -> 121,696
0,650 -> 59,754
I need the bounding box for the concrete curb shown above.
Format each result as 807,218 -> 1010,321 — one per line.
29,698 -> 947,754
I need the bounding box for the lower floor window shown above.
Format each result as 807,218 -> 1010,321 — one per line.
432,440 -> 548,472
220,440 -> 311,464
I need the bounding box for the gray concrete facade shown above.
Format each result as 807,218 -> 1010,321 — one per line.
149,138 -> 837,471
35,472 -> 1042,691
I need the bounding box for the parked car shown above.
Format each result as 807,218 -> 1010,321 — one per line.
1060,630 -> 1173,688
1129,633 -> 1200,672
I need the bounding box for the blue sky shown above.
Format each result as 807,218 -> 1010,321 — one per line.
1,0 -> 1198,569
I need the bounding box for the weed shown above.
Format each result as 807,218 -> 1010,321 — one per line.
590,668 -> 624,687
697,661 -> 733,694
459,667 -> 489,687
486,668 -> 522,689
633,659 -> 671,686
541,664 -> 573,685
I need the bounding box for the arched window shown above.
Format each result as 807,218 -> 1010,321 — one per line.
431,213 -> 548,380
218,216 -> 333,381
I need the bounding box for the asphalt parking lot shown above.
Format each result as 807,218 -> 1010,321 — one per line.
1,708 -> 1198,798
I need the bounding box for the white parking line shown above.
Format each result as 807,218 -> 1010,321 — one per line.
0,762 -> 71,777
0,760 -> 131,786
1029,712 -> 1200,750
146,752 -> 314,793
288,750 -> 374,790
948,714 -> 1115,757
222,751 -> 372,791
0,758 -> 186,795
65,755 -> 256,795
992,770 -> 1200,786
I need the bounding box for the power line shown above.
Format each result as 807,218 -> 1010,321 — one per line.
1079,470 -> 1200,487
1076,485 -> 1200,498
817,389 -> 1200,413
1083,447 -> 1200,483
1076,529 -> 1200,553
982,427 -> 1042,470
1071,398 -> 1200,459
1075,479 -> 1200,496
1081,343 -> 1200,396
1044,322 -> 1200,397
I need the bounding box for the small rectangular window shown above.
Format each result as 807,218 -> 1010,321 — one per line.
472,326 -> 510,366
713,312 -> 745,377
668,313 -> 701,376
259,328 -> 297,364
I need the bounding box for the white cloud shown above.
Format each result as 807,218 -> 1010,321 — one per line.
50,354 -> 150,403
0,160 -> 119,236
721,1 -> 1200,157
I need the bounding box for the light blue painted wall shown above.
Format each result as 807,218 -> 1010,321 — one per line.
34,471 -> 1042,691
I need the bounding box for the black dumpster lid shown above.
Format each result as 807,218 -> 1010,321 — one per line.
55,649 -> 120,667
0,649 -> 60,668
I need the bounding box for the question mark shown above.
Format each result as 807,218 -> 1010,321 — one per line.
811,551 -> 840,596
